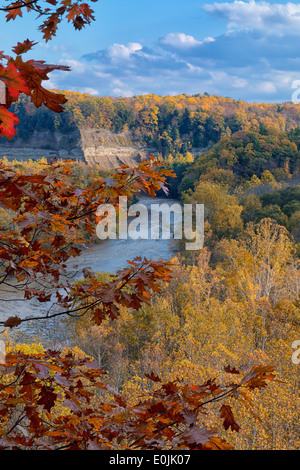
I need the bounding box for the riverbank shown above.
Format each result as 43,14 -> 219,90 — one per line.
0,196 -> 180,324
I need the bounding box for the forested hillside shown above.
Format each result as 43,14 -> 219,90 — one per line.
3,156 -> 299,450
6,90 -> 300,187
4,90 -> 300,254
2,0 -> 300,451
8,92 -> 300,152
1,91 -> 300,450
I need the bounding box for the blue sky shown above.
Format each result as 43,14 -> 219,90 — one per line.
1,0 -> 300,102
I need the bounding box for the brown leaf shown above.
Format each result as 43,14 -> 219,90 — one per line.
224,364 -> 240,374
220,404 -> 240,432
145,372 -> 162,383
177,424 -> 217,445
4,316 -> 22,328
12,40 -> 38,55
37,385 -> 58,412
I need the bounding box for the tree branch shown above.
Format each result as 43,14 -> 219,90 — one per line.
0,0 -> 39,11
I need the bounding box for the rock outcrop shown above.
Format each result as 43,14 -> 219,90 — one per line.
0,128 -> 155,169
79,128 -> 154,169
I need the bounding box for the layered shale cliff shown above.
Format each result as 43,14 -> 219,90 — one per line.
0,128 -> 154,169
80,128 -> 154,168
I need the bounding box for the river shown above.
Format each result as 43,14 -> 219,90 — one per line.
0,196 -> 180,325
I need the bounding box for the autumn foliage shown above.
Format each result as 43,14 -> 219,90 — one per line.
0,40 -> 70,138
0,0 -> 100,139
2,0 -> 97,40
0,0 -> 279,451
0,348 -> 276,450
0,157 -> 174,328
0,157 -> 278,450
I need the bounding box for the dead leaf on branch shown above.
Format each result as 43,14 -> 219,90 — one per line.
220,404 -> 240,432
3,316 -> 22,328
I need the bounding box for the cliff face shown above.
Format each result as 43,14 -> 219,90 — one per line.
79,128 -> 154,169
0,128 -> 154,169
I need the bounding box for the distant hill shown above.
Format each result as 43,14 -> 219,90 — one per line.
1,91 -> 300,172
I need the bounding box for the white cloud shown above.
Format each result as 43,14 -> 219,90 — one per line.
159,32 -> 215,50
203,0 -> 300,36
94,71 -> 112,79
107,42 -> 143,61
59,57 -> 87,74
112,86 -> 135,97
233,78 -> 248,88
159,32 -> 202,48
44,8 -> 300,104
80,87 -> 99,96
256,81 -> 277,93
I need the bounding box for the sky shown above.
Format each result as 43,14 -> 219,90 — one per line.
1,0 -> 300,103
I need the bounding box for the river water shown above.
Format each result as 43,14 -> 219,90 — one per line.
0,196 -> 180,324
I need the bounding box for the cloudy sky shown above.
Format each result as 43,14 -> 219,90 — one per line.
1,0 -> 300,102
